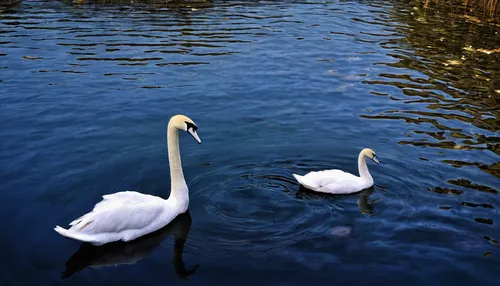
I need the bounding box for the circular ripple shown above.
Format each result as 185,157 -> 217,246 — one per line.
186,162 -> 339,259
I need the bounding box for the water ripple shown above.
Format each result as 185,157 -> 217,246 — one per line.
188,162 -> 334,258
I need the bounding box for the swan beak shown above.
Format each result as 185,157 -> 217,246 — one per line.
373,157 -> 380,164
188,128 -> 201,144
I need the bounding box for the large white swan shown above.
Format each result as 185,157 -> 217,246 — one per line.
293,148 -> 379,195
54,114 -> 201,246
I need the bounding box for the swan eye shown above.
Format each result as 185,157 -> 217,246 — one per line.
185,121 -> 201,144
185,121 -> 198,132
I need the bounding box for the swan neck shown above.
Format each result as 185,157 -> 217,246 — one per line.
167,125 -> 188,203
358,153 -> 372,182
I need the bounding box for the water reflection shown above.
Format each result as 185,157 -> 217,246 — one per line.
448,178 -> 499,194
443,160 -> 500,178
61,211 -> 198,279
0,0 -> 19,7
295,186 -> 379,216
360,2 -> 499,178
357,2 -> 500,243
64,0 -> 215,19
0,0 -> 19,13
357,187 -> 380,215
15,0 -> 257,79
63,0 -> 214,8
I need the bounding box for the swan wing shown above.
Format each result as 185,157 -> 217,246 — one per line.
70,191 -> 162,226
295,169 -> 361,194
55,202 -> 170,245
100,190 -> 159,203
303,169 -> 356,186
71,203 -> 164,234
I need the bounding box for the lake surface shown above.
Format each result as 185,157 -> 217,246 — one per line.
1,0 -> 499,285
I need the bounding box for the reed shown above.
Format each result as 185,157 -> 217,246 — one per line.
424,0 -> 500,18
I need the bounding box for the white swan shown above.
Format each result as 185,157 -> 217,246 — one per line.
54,114 -> 201,246
292,148 -> 379,194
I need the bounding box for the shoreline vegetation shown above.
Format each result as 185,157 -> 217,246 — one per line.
423,0 -> 500,21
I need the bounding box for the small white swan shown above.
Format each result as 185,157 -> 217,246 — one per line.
54,114 -> 201,246
293,148 -> 379,195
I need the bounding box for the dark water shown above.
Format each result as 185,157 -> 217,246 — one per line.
1,0 -> 499,285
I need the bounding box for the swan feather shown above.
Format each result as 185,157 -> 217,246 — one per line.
56,199 -> 174,245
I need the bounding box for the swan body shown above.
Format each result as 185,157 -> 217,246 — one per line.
55,115 -> 201,246
293,148 -> 379,195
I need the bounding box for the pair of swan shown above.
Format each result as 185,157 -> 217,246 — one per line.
55,114 -> 379,246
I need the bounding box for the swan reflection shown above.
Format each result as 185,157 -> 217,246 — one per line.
357,187 -> 380,215
296,186 -> 379,215
61,211 -> 198,279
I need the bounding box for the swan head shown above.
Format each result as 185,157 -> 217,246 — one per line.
169,115 -> 201,144
361,148 -> 379,164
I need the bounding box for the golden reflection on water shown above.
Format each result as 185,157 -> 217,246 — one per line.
361,3 -> 499,181
358,2 -> 499,237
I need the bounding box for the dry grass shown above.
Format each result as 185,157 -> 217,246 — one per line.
425,0 -> 500,18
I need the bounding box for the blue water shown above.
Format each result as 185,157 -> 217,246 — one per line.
1,0 -> 499,285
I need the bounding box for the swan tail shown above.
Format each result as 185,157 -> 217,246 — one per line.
293,174 -> 308,186
293,173 -> 303,183
54,225 -> 77,239
293,173 -> 317,190
54,225 -> 69,235
54,225 -> 101,245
